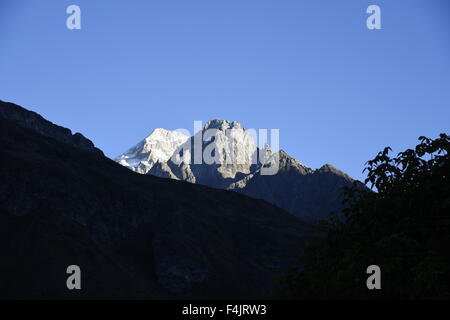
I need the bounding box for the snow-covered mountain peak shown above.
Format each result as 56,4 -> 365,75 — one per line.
141,128 -> 189,153
115,128 -> 189,174
147,127 -> 187,139
116,119 -> 262,185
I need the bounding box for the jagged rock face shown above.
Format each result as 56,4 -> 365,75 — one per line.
116,120 -> 360,223
228,150 -> 313,190
231,151 -> 356,222
117,119 -> 264,189
168,119 -> 261,188
0,100 -> 103,155
115,128 -> 189,174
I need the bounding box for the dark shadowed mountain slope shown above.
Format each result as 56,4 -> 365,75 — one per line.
0,100 -> 103,155
0,100 -> 316,299
231,151 -> 357,222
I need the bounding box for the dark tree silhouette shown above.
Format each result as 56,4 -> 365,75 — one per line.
284,134 -> 450,299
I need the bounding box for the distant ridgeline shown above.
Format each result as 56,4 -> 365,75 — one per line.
116,120 -> 364,223
0,100 -> 103,156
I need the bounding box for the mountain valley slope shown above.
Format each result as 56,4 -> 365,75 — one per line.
0,100 -> 317,299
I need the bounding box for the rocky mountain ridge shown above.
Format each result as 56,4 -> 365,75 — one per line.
0,100 -> 103,155
116,120 -> 358,222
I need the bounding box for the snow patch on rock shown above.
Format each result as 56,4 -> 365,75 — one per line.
115,128 -> 189,174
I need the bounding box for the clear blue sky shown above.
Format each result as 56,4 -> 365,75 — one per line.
1,0 -> 449,181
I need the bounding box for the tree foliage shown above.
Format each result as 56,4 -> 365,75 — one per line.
284,134 -> 450,299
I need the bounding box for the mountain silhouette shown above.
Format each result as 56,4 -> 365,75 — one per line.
0,100 -> 316,299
